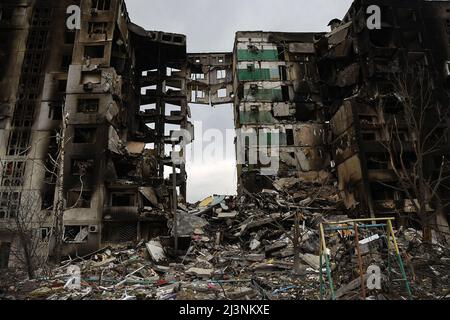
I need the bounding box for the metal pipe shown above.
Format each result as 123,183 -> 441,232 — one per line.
353,222 -> 366,300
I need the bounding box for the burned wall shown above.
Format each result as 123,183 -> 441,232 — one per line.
232,31 -> 330,193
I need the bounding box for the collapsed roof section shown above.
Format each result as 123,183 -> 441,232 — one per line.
128,23 -> 186,71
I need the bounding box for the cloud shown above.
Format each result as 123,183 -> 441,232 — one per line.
186,159 -> 237,202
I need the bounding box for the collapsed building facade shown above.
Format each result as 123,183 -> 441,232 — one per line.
1,0 -> 450,269
0,0 -> 193,267
318,0 -> 450,228
232,1 -> 450,236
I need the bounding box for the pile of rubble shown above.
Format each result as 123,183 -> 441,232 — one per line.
1,177 -> 450,300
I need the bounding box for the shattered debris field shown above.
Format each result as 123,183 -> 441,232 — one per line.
2,0 -> 450,302
1,178 -> 449,300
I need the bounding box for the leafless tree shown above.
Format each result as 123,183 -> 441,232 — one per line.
1,185 -> 51,279
50,111 -> 68,265
379,65 -> 450,242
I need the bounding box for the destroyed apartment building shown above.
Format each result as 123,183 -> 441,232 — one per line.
0,0 -> 450,296
0,0 -> 193,266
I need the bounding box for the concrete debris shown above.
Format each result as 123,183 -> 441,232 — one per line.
146,241 -> 166,263
186,268 -> 214,278
298,254 -> 321,270
0,171 -> 449,301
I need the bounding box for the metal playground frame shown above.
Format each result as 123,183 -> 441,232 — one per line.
319,217 -> 413,300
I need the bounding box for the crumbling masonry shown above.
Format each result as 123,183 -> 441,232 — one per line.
1,0 -> 450,268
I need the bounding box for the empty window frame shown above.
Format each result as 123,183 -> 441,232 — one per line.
217,69 -> 226,79
1,161 -> 26,187
217,88 -> 227,98
77,99 -> 99,113
7,129 -> 31,156
92,0 -> 111,11
190,73 -> 205,80
111,193 -> 136,207
67,190 -> 92,208
74,127 -> 97,144
63,225 -> 88,243
84,45 -> 105,58
80,71 -> 101,85
0,192 -> 20,219
191,90 -> 206,102
88,22 -> 108,36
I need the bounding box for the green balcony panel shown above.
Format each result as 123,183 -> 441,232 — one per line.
243,89 -> 283,102
238,68 -> 280,81
237,49 -> 279,61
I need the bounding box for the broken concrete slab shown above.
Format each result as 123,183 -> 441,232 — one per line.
217,211 -> 238,219
299,253 -> 321,270
186,268 -> 214,278
265,242 -> 288,255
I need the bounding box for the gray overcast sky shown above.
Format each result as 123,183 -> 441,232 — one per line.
126,0 -> 353,202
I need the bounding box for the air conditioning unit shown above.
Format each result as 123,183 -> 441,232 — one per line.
89,225 -> 99,233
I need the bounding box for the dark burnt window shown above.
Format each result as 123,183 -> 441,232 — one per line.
61,55 -> 72,70
277,45 -> 285,60
370,182 -> 395,201
57,80 -> 67,93
0,192 -> 20,219
74,127 -> 97,144
67,191 -> 92,208
111,193 -> 136,207
1,161 -> 26,187
84,45 -> 105,58
279,66 -> 287,81
0,8 -> 14,23
281,85 -> 290,101
92,0 -> 111,11
64,226 -> 88,243
286,129 -> 295,146
77,99 -> 99,113
49,103 -> 63,120
13,102 -> 35,127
